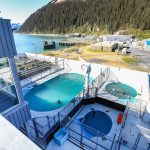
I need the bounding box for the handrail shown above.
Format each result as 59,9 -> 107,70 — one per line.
67,127 -> 111,150
59,113 -> 115,141
0,83 -> 15,91
32,67 -> 110,121
18,59 -> 63,76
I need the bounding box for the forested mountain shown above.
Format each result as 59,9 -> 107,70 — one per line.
19,0 -> 150,34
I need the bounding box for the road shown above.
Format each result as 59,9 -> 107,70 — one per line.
129,46 -> 150,72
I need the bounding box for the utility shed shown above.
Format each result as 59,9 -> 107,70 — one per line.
0,18 -> 17,58
144,38 -> 150,51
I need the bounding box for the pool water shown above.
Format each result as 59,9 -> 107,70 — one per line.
24,73 -> 90,112
106,82 -> 137,101
82,111 -> 112,137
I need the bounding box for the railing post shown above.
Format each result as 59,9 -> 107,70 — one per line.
95,132 -> 99,150
133,133 -> 141,150
32,118 -> 39,138
54,115 -> 56,124
63,59 -> 65,69
83,89 -> 85,99
58,112 -> 61,128
47,116 -> 51,130
139,101 -> 142,119
122,103 -> 129,128
95,87 -> 98,97
81,124 -> 83,145
72,98 -> 76,108
117,137 -> 122,150
110,134 -> 116,150
147,143 -> 150,150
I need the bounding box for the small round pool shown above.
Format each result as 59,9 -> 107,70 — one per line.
24,73 -> 89,112
106,82 -> 137,100
82,111 -> 112,137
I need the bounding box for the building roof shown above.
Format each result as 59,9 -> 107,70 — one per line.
105,35 -> 131,42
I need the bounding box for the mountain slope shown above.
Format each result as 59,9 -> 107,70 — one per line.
19,0 -> 150,34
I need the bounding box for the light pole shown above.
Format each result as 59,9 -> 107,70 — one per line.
32,43 -> 37,60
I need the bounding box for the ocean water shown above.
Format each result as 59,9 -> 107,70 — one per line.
24,73 -> 86,112
13,33 -> 67,54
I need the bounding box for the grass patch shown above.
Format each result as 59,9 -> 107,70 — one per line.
87,48 -> 104,53
88,49 -> 101,53
87,48 -> 111,53
122,56 -> 137,64
65,48 -> 78,53
42,51 -> 55,56
122,28 -> 150,40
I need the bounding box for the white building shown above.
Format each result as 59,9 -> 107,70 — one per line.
100,35 -> 132,43
0,18 -> 40,150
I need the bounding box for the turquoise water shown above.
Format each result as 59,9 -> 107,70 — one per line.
14,33 -> 67,54
24,73 -> 88,112
106,82 -> 137,102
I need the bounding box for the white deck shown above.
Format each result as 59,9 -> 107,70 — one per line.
47,140 -> 82,150
0,115 -> 41,150
48,103 -> 121,150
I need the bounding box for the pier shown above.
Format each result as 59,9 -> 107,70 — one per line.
59,41 -> 76,47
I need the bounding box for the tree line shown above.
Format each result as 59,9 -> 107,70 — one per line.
19,0 -> 150,34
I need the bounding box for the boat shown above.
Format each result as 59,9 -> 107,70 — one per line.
43,41 -> 56,50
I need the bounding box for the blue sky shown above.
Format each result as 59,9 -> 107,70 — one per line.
0,0 -> 50,23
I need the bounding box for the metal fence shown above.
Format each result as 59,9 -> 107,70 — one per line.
20,59 -> 64,87
24,67 -> 112,148
116,99 -> 150,150
59,114 -> 117,150
0,84 -> 19,113
117,125 -> 150,150
31,87 -> 96,137
23,66 -> 150,150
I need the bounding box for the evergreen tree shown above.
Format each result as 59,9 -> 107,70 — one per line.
19,0 -> 150,34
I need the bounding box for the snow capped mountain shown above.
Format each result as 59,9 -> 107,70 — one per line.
11,23 -> 22,31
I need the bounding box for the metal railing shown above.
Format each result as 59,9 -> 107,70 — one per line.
59,114 -> 117,150
25,67 -> 110,148
0,84 -> 19,113
30,87 -> 96,138
20,59 -> 64,87
23,66 -> 150,150
116,99 -> 150,150
117,122 -> 150,150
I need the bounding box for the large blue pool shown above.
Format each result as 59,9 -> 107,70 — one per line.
24,73 -> 88,112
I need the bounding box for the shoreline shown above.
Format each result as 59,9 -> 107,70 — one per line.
14,32 -> 68,37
